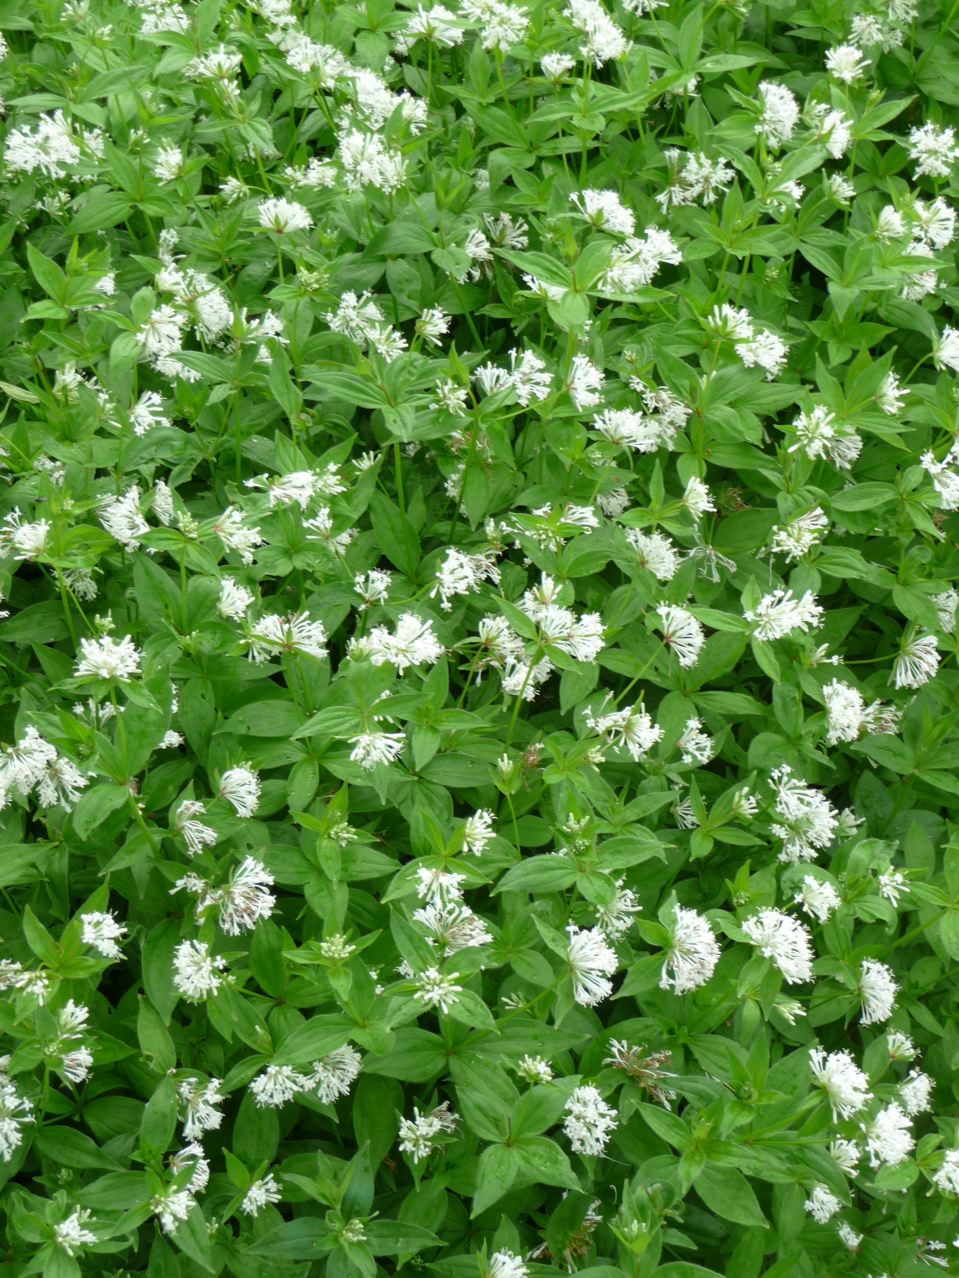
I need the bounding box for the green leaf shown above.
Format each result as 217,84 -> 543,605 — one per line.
71,783 -> 132,841
26,243 -> 67,303
471,1143 -> 520,1216
695,1165 -> 768,1227
515,1136 -> 580,1190
369,492 -> 421,578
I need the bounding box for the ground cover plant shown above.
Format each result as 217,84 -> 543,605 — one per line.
3,0 -> 959,1274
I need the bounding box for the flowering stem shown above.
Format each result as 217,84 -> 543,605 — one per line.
55,568 -> 78,648
613,642 -> 664,707
450,279 -> 484,350
393,440 -> 406,514
505,646 -> 542,745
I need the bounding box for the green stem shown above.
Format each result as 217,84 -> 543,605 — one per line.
393,440 -> 405,514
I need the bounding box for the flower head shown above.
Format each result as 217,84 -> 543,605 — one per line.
567,924 -> 618,1006
563,1085 -> 618,1156
659,906 -> 720,994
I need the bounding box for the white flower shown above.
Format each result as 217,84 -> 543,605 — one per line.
541,52 -> 575,79
566,355 -> 605,409
151,1187 -> 195,1233
899,1068 -> 934,1116
397,1102 -> 458,1162
129,391 -> 170,435
488,1249 -> 529,1278
593,407 -> 661,451
306,1045 -> 363,1104
138,305 -> 185,358
59,1045 -> 93,1084
258,197 -> 313,233
520,582 -> 605,663
934,327 -> 959,377
213,507 -> 262,564
594,879 -> 642,939
570,189 -> 635,236
354,569 -> 392,607
803,1184 -> 842,1223
212,858 -> 275,934
877,371 -> 907,415
81,911 -> 127,959
567,0 -> 628,65
742,909 -> 815,983
858,959 -> 898,1025
933,588 -> 958,633
0,509 -> 51,559
99,487 -> 150,550
53,1208 -> 96,1255
625,529 -> 680,580
349,730 -> 406,769
677,717 -> 712,765
250,1066 -> 307,1109
178,1077 -> 225,1140
823,680 -> 867,744
0,1078 -> 32,1161
4,110 -> 80,178
912,196 -> 956,250
74,635 -> 142,681
242,1173 -> 283,1215
153,144 -> 183,181
659,906 -> 720,994
218,766 -> 260,817
893,631 -> 939,689
507,348 -> 552,406
683,477 -> 715,519
933,1149 -> 959,1194
825,43 -> 869,81
739,327 -> 787,378
657,148 -> 734,208
875,868 -> 906,908
172,941 -> 228,1001
921,444 -> 959,509
886,1031 -> 916,1061
809,1048 -> 872,1119
431,547 -> 500,611
585,701 -> 663,762
770,508 -> 828,561
34,751 -> 87,811
563,1085 -> 618,1156
745,589 -> 823,641
655,605 -> 705,668
567,924 -> 618,1006
516,1056 -> 553,1083
173,800 -> 217,856
830,1138 -> 861,1174
789,405 -> 861,468
218,579 -> 254,621
463,809 -> 496,854
770,766 -> 838,863
169,1142 -> 210,1194
367,614 -> 444,673
248,611 -> 328,661
907,123 -> 959,179
756,82 -> 799,148
794,875 -> 840,923
861,1102 -> 914,1167
413,967 -> 462,1013
836,1222 -> 862,1251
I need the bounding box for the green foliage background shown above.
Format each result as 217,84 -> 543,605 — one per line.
1,0 -> 959,1274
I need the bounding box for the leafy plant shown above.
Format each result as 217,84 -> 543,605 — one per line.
0,0 -> 958,1275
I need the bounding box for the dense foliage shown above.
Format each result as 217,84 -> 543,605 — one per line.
2,0 -> 959,1274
